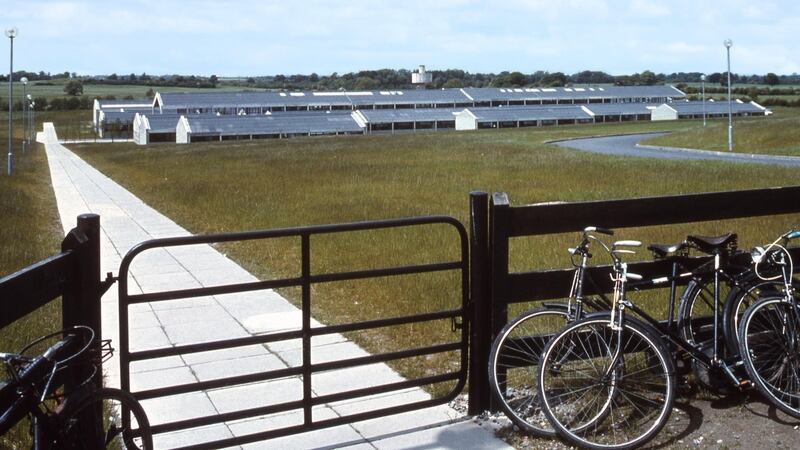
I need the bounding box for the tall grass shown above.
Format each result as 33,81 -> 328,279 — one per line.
70,118 -> 800,394
0,112 -> 64,448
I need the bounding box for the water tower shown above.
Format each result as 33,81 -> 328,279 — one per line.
412,65 -> 432,86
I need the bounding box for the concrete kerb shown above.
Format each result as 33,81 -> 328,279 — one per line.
40,123 -> 510,449
636,142 -> 800,164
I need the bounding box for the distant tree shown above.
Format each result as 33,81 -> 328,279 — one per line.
145,88 -> 155,98
764,73 -> 780,86
707,72 -> 722,84
542,72 -> 568,87
64,79 -> 84,96
638,70 -> 657,85
209,74 -> 219,86
246,77 -> 256,84
309,73 -> 319,82
129,73 -> 137,82
108,73 -> 118,81
506,71 -> 527,87
442,78 -> 463,88
354,76 -> 377,90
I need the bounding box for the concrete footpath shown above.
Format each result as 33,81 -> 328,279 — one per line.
39,123 -> 510,450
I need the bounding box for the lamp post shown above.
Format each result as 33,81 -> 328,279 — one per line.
29,101 -> 35,144
21,76 -> 27,152
724,38 -> 733,151
27,94 -> 32,143
5,26 -> 17,176
700,74 -> 706,127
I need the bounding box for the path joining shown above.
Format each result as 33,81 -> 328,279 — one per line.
551,132 -> 800,167
39,123 -> 508,450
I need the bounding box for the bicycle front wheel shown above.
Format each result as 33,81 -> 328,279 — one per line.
739,295 -> 800,419
488,306 -> 571,436
56,386 -> 153,449
538,317 -> 675,450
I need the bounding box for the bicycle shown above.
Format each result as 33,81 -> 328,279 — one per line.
536,234 -> 759,449
488,226 -> 615,436
738,229 -> 800,419
0,326 -> 153,449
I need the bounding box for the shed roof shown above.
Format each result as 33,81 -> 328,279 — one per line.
461,85 -> 685,102
356,108 -> 461,124
466,105 -> 593,121
667,100 -> 765,115
185,114 -> 363,135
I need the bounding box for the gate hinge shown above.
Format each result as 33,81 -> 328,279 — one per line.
451,316 -> 463,332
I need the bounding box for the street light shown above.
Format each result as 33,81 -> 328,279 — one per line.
21,76 -> 27,152
5,26 -> 17,176
700,74 -> 706,127
27,94 -> 32,143
724,38 -> 733,151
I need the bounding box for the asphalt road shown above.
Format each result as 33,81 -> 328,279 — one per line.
551,133 -> 800,167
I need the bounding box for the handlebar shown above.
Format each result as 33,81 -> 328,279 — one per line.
585,226 -> 614,236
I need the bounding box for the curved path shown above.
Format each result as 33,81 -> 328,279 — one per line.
552,132 -> 800,167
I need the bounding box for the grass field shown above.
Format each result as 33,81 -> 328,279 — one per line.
0,111 -> 64,448
68,117 -> 800,393
643,107 -> 800,156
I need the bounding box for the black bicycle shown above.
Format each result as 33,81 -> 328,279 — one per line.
536,231 -> 800,449
0,326 -> 152,449
738,229 -> 800,419
487,227 -> 617,436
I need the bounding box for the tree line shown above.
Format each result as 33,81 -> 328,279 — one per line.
234,69 -> 800,91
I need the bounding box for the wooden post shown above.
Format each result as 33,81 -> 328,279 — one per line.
468,192 -> 491,414
61,214 -> 102,389
488,193 -> 510,411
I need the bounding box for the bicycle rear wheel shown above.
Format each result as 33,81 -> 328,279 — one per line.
538,316 -> 675,450
739,295 -> 800,419
488,306 -> 571,436
56,386 -> 153,449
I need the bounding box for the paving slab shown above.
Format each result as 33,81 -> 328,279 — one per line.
41,123 -> 511,449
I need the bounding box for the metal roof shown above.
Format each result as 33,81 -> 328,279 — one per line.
461,85 -> 685,102
583,103 -> 657,115
185,114 -> 363,135
666,100 -> 765,115
158,86 -> 685,109
143,114 -> 181,133
466,105 -> 593,121
356,108 -> 461,123
97,98 -> 153,108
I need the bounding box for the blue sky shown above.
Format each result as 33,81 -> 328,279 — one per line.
2,0 -> 799,76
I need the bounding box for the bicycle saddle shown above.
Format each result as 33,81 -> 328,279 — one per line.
647,242 -> 687,259
685,233 -> 737,254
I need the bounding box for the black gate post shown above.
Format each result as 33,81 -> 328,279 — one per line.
61,213 -> 102,389
488,193 -> 511,411
468,192 -> 491,415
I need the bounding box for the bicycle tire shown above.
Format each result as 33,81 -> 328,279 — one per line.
723,277 -> 792,357
488,306 -> 571,436
538,316 -> 676,450
55,386 -> 153,449
738,295 -> 800,419
676,278 -> 723,349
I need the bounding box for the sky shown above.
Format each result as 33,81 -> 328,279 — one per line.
1,0 -> 799,77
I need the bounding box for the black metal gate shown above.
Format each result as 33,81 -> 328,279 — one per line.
117,216 -> 469,449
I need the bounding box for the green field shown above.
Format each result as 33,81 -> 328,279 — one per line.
0,111 -> 64,448
644,107 -> 800,156
67,118 -> 800,392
